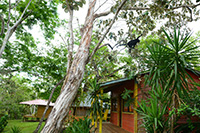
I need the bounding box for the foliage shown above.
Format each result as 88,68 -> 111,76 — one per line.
174,122 -> 200,133
177,90 -> 200,117
146,27 -> 200,98
0,0 -> 60,41
121,88 -> 133,99
0,115 -> 8,132
88,77 -> 102,121
65,117 -> 93,133
96,0 -> 200,54
0,0 -> 64,102
61,0 -> 86,12
10,126 -> 22,133
0,76 -> 34,119
137,87 -> 172,132
121,88 -> 134,107
175,90 -> 200,132
141,27 -> 200,132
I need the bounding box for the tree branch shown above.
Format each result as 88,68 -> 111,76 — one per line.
66,1 -> 74,66
0,0 -> 32,58
86,0 -> 128,64
92,60 -> 101,80
94,0 -> 108,13
186,6 -> 193,21
98,43 -> 114,50
0,15 -> 5,36
61,1 -> 75,92
94,10 -> 111,19
126,3 -> 200,11
7,0 -> 11,29
59,34 -> 68,46
0,69 -> 21,75
12,0 -> 32,29
11,0 -> 22,9
105,65 -> 125,77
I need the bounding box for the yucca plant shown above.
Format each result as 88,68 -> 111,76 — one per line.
143,27 -> 200,132
10,126 -> 22,133
137,86 -> 172,133
88,78 -> 102,122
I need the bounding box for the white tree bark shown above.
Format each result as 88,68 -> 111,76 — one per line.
0,0 -> 32,58
41,0 -> 97,132
41,0 -> 127,132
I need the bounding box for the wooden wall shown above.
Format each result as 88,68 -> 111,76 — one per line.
36,106 -> 53,119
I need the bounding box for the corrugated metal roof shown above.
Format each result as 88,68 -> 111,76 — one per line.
100,78 -> 132,92
20,99 -> 55,106
100,78 -> 129,88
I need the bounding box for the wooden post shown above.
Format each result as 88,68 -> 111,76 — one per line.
91,99 -> 94,126
99,89 -> 103,133
134,81 -> 138,133
95,94 -> 99,128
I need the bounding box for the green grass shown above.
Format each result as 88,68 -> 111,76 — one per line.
3,120 -> 45,133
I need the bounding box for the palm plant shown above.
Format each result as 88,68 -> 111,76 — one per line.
137,87 -> 172,133
88,78 -> 102,122
142,27 -> 200,132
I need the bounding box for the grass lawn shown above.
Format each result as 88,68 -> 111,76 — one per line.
3,120 -> 45,133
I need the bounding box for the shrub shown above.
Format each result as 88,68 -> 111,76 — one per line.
65,116 -> 93,133
10,126 -> 22,133
0,115 -> 8,132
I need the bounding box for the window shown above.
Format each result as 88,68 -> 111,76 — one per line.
111,98 -> 117,111
123,93 -> 134,112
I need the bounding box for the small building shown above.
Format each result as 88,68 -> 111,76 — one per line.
100,69 -> 200,133
20,99 -> 54,121
71,97 -> 91,119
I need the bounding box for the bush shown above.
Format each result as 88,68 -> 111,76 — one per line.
65,116 -> 93,133
0,115 -> 8,132
10,126 -> 22,133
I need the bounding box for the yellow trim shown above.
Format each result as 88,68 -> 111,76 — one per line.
99,89 -> 103,133
134,82 -> 138,133
95,119 -> 98,128
122,112 -> 134,115
91,99 -> 94,126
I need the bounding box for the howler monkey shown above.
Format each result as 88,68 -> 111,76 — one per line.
106,34 -> 142,53
116,34 -> 142,53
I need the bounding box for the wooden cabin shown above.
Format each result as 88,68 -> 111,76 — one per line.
20,99 -> 54,121
100,69 -> 200,133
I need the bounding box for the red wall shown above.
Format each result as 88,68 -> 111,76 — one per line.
122,113 -> 134,132
110,79 -> 135,132
110,112 -> 118,126
186,69 -> 200,90
109,70 -> 200,133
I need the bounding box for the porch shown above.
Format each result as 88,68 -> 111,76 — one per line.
92,122 -> 131,133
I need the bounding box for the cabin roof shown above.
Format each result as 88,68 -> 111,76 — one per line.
100,68 -> 200,93
20,99 -> 55,106
100,78 -> 132,93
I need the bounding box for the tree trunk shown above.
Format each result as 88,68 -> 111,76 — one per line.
170,91 -> 176,133
33,76 -> 65,133
41,0 -> 128,132
41,0 -> 97,132
0,29 -> 13,58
